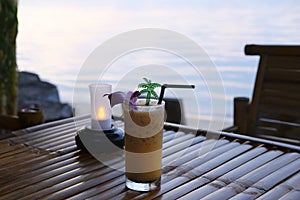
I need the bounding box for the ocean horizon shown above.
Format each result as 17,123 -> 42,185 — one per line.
16,0 -> 300,129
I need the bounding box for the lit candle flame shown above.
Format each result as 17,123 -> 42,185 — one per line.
97,107 -> 106,120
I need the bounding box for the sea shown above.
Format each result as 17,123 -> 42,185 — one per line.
16,0 -> 300,130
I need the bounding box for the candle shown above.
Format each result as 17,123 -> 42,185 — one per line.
91,106 -> 111,130
89,83 -> 112,130
97,107 -> 106,119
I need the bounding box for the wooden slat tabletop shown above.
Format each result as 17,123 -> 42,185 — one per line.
0,116 -> 299,199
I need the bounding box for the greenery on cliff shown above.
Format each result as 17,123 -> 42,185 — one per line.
0,0 -> 18,115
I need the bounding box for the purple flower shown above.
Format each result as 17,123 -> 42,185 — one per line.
126,91 -> 141,110
104,90 -> 141,110
103,91 -> 126,108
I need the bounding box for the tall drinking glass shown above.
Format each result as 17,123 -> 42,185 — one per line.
123,99 -> 165,191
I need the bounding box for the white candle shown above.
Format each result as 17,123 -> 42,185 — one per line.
91,106 -> 111,130
89,83 -> 112,130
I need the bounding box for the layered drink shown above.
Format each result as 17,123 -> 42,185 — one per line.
123,99 -> 164,191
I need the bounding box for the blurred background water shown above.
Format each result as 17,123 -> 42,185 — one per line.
16,0 -> 300,128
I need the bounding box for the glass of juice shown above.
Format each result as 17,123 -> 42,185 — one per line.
123,99 -> 165,191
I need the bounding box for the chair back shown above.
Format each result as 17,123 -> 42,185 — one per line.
245,45 -> 300,143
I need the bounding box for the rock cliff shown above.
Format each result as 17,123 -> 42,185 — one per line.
18,71 -> 73,122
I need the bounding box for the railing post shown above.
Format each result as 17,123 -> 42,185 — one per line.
234,97 -> 250,134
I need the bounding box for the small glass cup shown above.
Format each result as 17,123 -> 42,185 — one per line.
123,99 -> 165,191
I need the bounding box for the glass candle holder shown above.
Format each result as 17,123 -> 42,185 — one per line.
89,83 -> 112,130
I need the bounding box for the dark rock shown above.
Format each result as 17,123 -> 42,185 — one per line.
41,101 -> 73,122
18,71 -> 40,84
18,71 -> 73,122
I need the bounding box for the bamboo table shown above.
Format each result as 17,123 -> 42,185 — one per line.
1,116 -> 300,199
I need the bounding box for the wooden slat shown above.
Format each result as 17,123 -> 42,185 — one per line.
230,158 -> 300,199
263,82 -> 300,94
179,149 -> 283,199
12,117 -> 88,141
265,69 -> 300,82
265,55 -> 300,69
254,119 -> 300,140
162,135 -> 206,166
260,95 -> 300,110
24,165 -> 124,200
257,171 -> 300,199
0,148 -> 49,172
0,143 -> 32,159
166,123 -> 300,151
0,152 -> 80,184
18,127 -> 76,145
0,155 -> 96,198
0,138 -> 26,154
245,45 -> 300,56
157,146 -> 268,200
22,115 -> 89,133
261,89 -> 300,102
253,127 -> 300,142
67,176 -> 125,200
8,120 -> 88,156
163,141 -> 241,181
200,152 -> 300,199
257,119 -> 300,130
0,151 -> 123,199
257,104 -> 300,121
280,190 -> 300,200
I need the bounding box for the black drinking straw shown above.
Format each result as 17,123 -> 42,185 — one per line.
158,84 -> 195,104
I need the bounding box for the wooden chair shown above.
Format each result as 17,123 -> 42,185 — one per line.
225,44 -> 300,145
